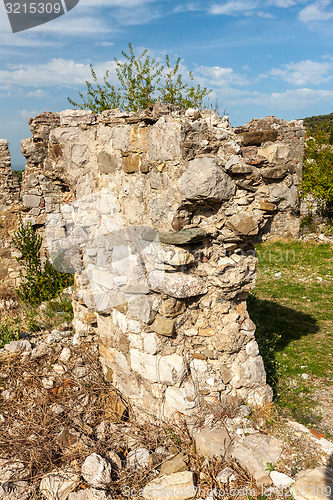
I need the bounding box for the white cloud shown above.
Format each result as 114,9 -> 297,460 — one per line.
26,89 -> 49,98
195,65 -> 250,86
0,58 -> 118,89
299,0 -> 333,22
269,59 -> 332,85
209,1 -> 257,15
237,87 -> 333,109
267,0 -> 296,7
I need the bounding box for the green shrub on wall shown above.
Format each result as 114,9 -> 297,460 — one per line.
12,219 -> 74,305
68,43 -> 211,113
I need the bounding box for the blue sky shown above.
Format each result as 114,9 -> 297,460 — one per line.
0,0 -> 333,169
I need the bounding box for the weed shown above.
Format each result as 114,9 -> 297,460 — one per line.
0,317 -> 20,348
12,218 -> 74,305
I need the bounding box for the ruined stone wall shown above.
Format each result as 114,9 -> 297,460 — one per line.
0,140 -> 22,304
18,106 -> 305,422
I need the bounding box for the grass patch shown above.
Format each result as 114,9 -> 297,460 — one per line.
248,240 -> 333,427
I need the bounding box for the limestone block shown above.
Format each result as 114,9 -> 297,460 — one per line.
231,356 -> 266,389
71,144 -> 89,166
194,428 -> 231,457
258,143 -> 289,162
158,354 -> 187,385
60,109 -> 95,126
227,213 -> 259,236
143,332 -> 160,354
164,381 -> 199,415
151,315 -> 176,337
159,297 -> 185,318
143,471 -> 195,499
245,340 -> 259,357
130,348 -> 158,382
232,433 -> 282,485
97,151 -> 119,173
112,125 -> 131,152
143,227 -> 207,245
122,153 -> 149,173
291,466 -> 333,500
22,194 -> 41,208
148,117 -> 182,161
148,271 -> 207,298
128,296 -> 154,323
130,126 -> 149,152
178,157 -> 235,201
40,469 -> 79,500
81,454 -> 112,489
241,129 -> 278,146
262,166 -> 288,180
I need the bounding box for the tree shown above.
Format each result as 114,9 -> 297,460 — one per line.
68,43 -> 211,113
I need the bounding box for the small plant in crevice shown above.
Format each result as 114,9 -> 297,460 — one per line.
12,218 -> 74,305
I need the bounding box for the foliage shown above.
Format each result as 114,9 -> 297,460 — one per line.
12,219 -> 74,305
0,317 -> 20,349
68,43 -> 211,113
303,111 -> 333,138
300,127 -> 333,216
12,169 -> 23,183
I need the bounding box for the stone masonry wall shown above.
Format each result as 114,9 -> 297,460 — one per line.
18,106 -> 305,422
0,140 -> 21,306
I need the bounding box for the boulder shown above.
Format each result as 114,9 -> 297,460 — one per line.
232,433 -> 282,485
178,157 -> 235,201
194,428 -> 231,457
291,466 -> 333,500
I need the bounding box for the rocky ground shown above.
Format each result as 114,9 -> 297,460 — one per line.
0,321 -> 332,500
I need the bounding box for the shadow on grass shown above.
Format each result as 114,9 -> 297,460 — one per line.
247,293 -> 319,388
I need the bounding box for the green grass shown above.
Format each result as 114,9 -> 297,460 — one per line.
248,240 -> 333,426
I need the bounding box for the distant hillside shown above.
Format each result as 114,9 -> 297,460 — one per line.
303,112 -> 333,141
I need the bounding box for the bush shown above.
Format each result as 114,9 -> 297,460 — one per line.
300,128 -> 333,217
12,219 -> 74,305
68,43 -> 211,113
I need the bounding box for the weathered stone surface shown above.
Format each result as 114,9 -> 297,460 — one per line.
142,227 -> 207,245
194,428 -> 231,457
151,315 -> 176,337
4,340 -> 32,354
231,356 -> 266,389
159,297 -> 185,317
164,381 -> 199,416
59,109 -> 95,126
143,471 -> 195,499
159,452 -> 189,476
159,354 -> 187,385
130,349 -> 158,382
148,117 -> 182,162
122,153 -> 149,173
148,271 -> 207,298
178,157 -> 235,201
81,454 -> 112,489
40,469 -> 80,500
232,434 -> 282,485
127,448 -> 150,469
22,194 -> 41,208
255,201 -> 276,211
97,152 -> 118,174
241,130 -> 278,146
227,214 -> 259,236
270,471 -> 295,488
291,466 -> 333,500
128,296 -> 154,323
258,143 -> 289,162
262,166 -> 288,180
